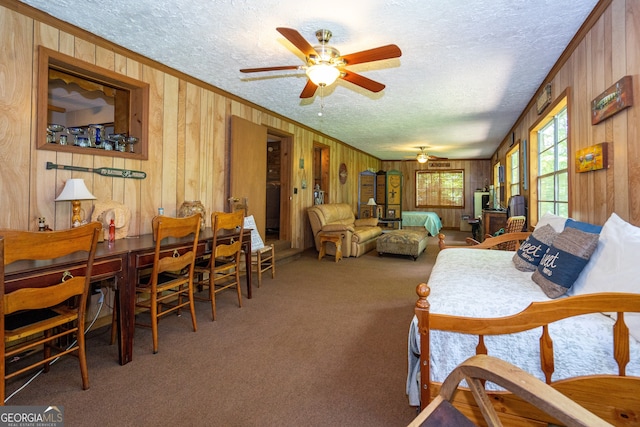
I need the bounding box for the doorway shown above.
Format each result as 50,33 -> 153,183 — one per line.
313,143 -> 330,204
266,132 -> 292,243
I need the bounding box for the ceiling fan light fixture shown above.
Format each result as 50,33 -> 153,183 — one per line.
306,63 -> 340,87
416,147 -> 429,163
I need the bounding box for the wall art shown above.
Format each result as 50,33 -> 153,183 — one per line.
591,76 -> 633,125
576,143 -> 608,173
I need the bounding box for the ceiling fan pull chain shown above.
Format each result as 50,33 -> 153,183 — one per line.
319,85 -> 325,117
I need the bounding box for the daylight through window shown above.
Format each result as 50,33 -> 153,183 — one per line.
415,170 -> 464,208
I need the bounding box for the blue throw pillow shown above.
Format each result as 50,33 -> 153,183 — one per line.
564,219 -> 603,234
532,227 -> 599,298
512,225 -> 558,271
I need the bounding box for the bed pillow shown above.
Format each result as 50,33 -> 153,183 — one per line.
535,212 -> 568,232
569,213 -> 640,341
512,224 -> 558,271
532,227 -> 599,298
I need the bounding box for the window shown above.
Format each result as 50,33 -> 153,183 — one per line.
416,170 -> 464,208
537,106 -> 568,217
493,162 -> 502,208
529,91 -> 569,223
506,145 -> 520,200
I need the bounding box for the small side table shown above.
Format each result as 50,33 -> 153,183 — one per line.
318,232 -> 343,262
468,219 -> 481,241
378,217 -> 402,230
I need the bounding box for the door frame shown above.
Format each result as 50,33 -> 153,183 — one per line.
267,129 -> 292,243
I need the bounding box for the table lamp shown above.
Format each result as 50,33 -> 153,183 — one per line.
55,178 -> 96,227
367,197 -> 377,218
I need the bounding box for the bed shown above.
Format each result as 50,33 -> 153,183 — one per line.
401,211 -> 442,236
406,213 -> 640,425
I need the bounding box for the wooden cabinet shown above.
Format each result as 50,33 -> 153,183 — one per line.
481,210 -> 507,241
358,170 -> 376,218
359,169 -> 403,219
377,169 -> 403,219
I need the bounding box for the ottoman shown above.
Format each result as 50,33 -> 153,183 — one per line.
376,230 -> 429,260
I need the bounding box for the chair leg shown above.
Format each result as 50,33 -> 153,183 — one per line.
235,269 -> 243,308
43,330 -> 52,373
257,252 -> 263,287
150,292 -> 159,354
271,247 -> 276,279
77,327 -> 90,390
210,278 -> 216,321
188,282 -> 197,332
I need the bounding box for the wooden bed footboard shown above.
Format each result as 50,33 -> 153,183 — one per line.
437,231 -> 531,250
414,283 -> 640,425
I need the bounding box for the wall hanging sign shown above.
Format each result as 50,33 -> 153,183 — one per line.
536,83 -> 552,115
575,143 -> 608,173
428,161 -> 451,169
591,76 -> 633,125
46,161 -> 147,179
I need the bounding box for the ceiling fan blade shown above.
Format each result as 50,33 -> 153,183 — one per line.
340,44 -> 402,66
240,65 -> 301,73
299,80 -> 318,98
340,71 -> 385,93
276,27 -> 318,58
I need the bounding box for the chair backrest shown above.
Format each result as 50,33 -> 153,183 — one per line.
212,211 -> 245,259
0,221 -> 101,316
505,215 -> 526,233
230,197 -> 248,217
498,215 -> 526,251
150,215 -> 201,280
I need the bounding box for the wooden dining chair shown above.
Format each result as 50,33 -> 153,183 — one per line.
243,215 -> 275,287
134,214 -> 201,354
408,354 -> 611,427
194,211 -> 245,320
0,222 -> 101,405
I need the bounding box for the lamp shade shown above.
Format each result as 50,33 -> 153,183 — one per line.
55,179 -> 96,201
306,64 -> 340,87
416,153 -> 429,163
367,198 -> 377,206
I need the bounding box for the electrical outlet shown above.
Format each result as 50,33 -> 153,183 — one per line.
91,282 -> 102,294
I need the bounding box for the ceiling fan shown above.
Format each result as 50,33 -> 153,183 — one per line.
240,27 -> 402,98
416,147 -> 448,163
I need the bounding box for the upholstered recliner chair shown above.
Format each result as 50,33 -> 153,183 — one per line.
307,203 -> 382,258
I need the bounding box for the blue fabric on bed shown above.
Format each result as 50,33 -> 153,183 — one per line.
401,212 -> 442,236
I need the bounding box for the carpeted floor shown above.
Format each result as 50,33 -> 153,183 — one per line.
5,230 -> 469,426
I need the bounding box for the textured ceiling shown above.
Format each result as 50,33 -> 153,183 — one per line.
20,0 -> 599,160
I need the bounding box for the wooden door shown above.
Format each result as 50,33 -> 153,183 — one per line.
230,116 -> 267,238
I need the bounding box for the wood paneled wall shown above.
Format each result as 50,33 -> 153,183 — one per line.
0,1 -> 380,250
380,160 -> 492,229
493,0 -> 640,227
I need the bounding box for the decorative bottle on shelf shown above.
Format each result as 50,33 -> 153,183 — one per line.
108,219 -> 116,243
178,200 -> 206,230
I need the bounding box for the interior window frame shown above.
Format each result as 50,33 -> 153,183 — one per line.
415,169 -> 465,209
528,88 -> 570,225
36,46 -> 149,160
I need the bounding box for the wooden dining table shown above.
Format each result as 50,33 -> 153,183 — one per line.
4,227 -> 252,365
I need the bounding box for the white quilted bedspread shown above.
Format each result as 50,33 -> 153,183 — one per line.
406,248 -> 640,406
